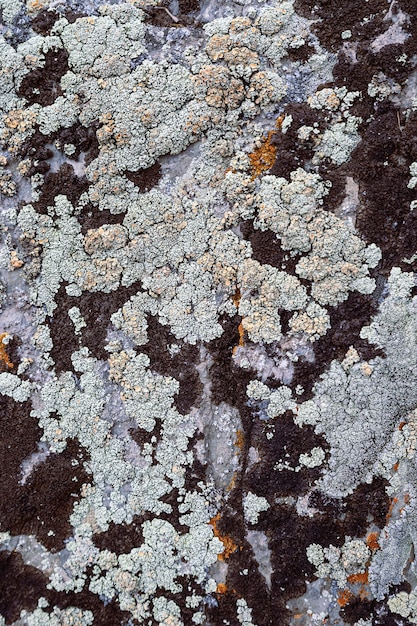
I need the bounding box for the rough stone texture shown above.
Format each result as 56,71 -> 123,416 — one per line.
1,0 -> 417,624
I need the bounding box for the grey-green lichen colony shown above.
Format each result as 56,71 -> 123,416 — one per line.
2,0 -> 417,624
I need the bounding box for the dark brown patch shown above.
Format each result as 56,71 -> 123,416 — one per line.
19,130 -> 54,176
78,205 -> 125,235
31,9 -> 59,34
240,219 -> 300,272
141,315 -> 203,414
17,48 -> 69,106
207,314 -> 254,421
343,477 -> 390,536
77,284 -> 142,361
178,0 -> 199,13
341,583 -> 413,626
18,122 -> 98,182
65,10 -> 88,24
57,122 -> 99,165
341,597 -> 377,625
291,292 -> 383,401
245,412 -> 325,499
1,429 -> 90,552
129,421 -> 162,451
269,103 -> 327,180
158,487 -> 189,533
34,163 -> 89,214
0,551 -> 48,624
293,0 -> 388,53
93,517 -> 146,555
22,439 -> 90,551
49,588 -> 132,626
286,42 -> 316,63
351,108 -> 417,273
143,3 -> 175,27
0,551 -> 133,626
49,281 -> 142,371
49,283 -> 80,373
125,162 -> 162,193
0,395 -> 41,530
183,451 -> 206,493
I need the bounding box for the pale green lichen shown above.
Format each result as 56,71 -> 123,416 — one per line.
20,606 -> 94,626
306,538 -> 370,588
243,491 -> 270,524
388,589 -> 417,623
0,371 -> 33,401
295,268 -> 417,500
237,597 -> 258,626
298,446 -> 325,468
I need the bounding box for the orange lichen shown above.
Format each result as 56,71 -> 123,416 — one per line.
248,130 -> 277,180
366,532 -> 380,552
275,115 -> 285,130
210,513 -> 238,561
216,583 -> 228,594
347,571 -> 369,585
232,288 -> 241,308
235,429 -> 245,451
337,589 -> 354,607
392,462 -> 399,472
386,497 -> 399,523
237,322 -> 245,347
226,472 -> 237,493
0,334 -> 13,369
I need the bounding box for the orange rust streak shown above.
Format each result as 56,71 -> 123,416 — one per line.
392,462 -> 399,472
232,288 -> 241,308
275,115 -> 284,129
399,421 -> 406,430
210,513 -> 238,561
226,472 -> 237,493
232,320 -> 245,356
248,130 -> 277,180
235,429 -> 245,451
0,334 -> 13,369
237,322 -> 245,347
216,583 -> 228,594
337,590 -> 354,607
347,571 -> 369,585
366,531 -> 380,551
386,497 -> 399,524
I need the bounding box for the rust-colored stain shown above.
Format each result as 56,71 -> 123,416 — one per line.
392,461 -> 399,472
235,429 -> 245,451
232,288 -> 241,308
275,115 -> 285,130
386,497 -> 399,524
366,531 -> 380,552
237,322 -> 245,347
0,334 -> 13,369
210,513 -> 238,561
216,583 -> 228,594
232,321 -> 245,355
248,130 -> 277,180
226,471 -> 237,493
347,571 -> 368,585
399,421 -> 406,430
337,589 -> 354,607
